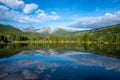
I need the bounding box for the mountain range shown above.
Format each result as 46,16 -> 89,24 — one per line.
20,26 -> 76,34
0,23 -> 120,37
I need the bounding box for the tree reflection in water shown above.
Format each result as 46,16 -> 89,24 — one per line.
0,43 -> 120,80
0,43 -> 120,58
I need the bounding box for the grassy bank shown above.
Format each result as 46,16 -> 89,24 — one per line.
11,40 -> 118,44
12,40 -> 82,44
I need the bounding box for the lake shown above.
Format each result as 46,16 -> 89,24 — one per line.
0,43 -> 120,80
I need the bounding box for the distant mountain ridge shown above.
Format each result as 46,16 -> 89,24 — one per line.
0,23 -> 120,37
21,26 -> 76,34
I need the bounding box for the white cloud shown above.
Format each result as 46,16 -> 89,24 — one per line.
48,15 -> 60,21
0,5 -> 11,20
17,15 -> 39,23
51,11 -> 57,15
0,5 -> 9,11
36,11 -> 60,22
48,11 -> 60,20
37,13 -> 47,21
0,0 -> 60,23
23,3 -> 38,14
35,9 -> 45,14
0,0 -> 39,21
0,5 -> 60,23
68,10 -> 120,29
0,0 -> 24,8
16,11 -> 60,23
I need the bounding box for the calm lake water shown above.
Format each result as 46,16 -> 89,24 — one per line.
0,43 -> 120,80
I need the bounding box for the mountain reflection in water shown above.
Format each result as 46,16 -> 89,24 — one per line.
0,43 -> 120,80
0,43 -> 120,58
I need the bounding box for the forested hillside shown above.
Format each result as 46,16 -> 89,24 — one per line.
0,24 -> 22,33
0,23 -> 120,43
84,24 -> 120,43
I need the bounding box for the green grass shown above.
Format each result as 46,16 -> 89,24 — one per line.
12,40 -> 44,43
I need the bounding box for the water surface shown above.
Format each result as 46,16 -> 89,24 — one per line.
0,43 -> 120,80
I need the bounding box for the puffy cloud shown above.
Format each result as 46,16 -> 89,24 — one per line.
48,11 -> 60,20
0,5 -> 12,21
0,0 -> 24,8
17,15 -> 39,23
48,15 -> 60,21
0,5 -> 60,23
23,3 -> 38,14
37,13 -> 47,21
0,0 -> 60,23
51,11 -> 57,15
36,11 -> 60,22
35,9 -> 45,14
68,10 -> 120,29
0,5 -> 9,11
18,11 -> 60,23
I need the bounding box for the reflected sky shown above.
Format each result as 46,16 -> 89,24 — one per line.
0,51 -> 120,80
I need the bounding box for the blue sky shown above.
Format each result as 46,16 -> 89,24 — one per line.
0,0 -> 120,30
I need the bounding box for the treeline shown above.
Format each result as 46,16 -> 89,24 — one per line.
0,32 -> 120,43
80,33 -> 120,43
0,24 -> 120,43
0,32 -> 81,43
75,24 -> 120,43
